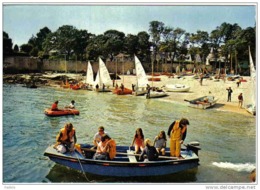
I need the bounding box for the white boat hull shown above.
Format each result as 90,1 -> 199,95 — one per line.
245,104 -> 256,115
164,84 -> 190,92
147,91 -> 168,98
186,96 -> 218,109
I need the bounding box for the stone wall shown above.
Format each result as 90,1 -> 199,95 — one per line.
3,56 -> 212,74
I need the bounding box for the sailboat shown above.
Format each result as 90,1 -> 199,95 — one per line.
85,61 -> 94,90
112,57 -> 132,95
93,57 -> 112,92
245,46 -> 256,115
147,56 -> 168,99
133,55 -> 148,96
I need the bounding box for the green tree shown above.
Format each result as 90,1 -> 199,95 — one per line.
137,31 -> 151,61
103,29 -> 125,59
125,34 -> 139,56
20,43 -> 33,54
14,44 -> 19,52
3,31 -> 13,55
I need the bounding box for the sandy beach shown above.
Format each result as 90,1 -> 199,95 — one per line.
114,74 -> 254,116
10,72 -> 254,116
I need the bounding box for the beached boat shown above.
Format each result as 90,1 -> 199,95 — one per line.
133,55 -> 148,96
113,87 -> 132,95
93,58 -> 112,92
245,46 -> 256,116
184,96 -> 218,109
60,79 -> 70,88
163,84 -> 190,92
148,77 -> 161,81
44,142 -> 200,177
44,108 -> 80,117
84,61 -> 94,91
148,89 -> 168,98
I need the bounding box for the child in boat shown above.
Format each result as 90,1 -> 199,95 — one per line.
139,138 -> 159,161
65,100 -> 75,109
131,128 -> 144,154
154,130 -> 167,155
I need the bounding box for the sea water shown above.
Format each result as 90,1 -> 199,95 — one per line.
2,84 -> 256,183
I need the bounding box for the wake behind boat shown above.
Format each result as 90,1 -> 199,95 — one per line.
44,142 -> 200,177
184,96 -> 218,109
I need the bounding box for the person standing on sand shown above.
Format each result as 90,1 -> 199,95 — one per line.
226,87 -> 233,102
199,73 -> 204,86
238,93 -> 243,108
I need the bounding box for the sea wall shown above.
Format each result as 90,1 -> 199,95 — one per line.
3,56 -> 212,74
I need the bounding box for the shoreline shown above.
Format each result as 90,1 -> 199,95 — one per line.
3,73 -> 254,117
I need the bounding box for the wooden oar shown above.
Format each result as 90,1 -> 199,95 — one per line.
81,147 -> 179,160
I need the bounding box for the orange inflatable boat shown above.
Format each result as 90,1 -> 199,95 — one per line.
44,108 -> 80,117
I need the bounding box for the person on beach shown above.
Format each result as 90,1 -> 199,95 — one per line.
93,126 -> 109,149
131,128 -> 145,154
102,83 -> 105,91
51,100 -> 60,111
54,122 -> 77,153
65,100 -> 75,109
154,130 -> 167,155
236,78 -> 241,87
238,93 -> 243,108
167,118 -> 189,158
120,83 -> 124,92
95,84 -> 99,91
226,87 -> 233,102
139,138 -> 159,161
146,84 -> 151,99
199,73 -> 204,85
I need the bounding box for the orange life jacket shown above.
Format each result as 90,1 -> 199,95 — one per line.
107,139 -> 116,160
56,127 -> 75,143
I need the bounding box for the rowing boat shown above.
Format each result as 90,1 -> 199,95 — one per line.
44,142 -> 200,177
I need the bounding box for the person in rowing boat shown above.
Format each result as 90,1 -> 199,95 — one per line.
153,130 -> 167,155
167,118 -> 189,158
54,122 -> 77,153
51,100 -> 60,111
139,138 -> 159,161
131,128 -> 144,154
65,100 -> 75,109
92,126 -> 109,149
93,134 -> 116,160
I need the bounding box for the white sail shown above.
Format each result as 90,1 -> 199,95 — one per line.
86,61 -> 94,85
134,55 -> 148,88
246,46 -> 256,115
93,57 -> 112,88
249,46 -> 256,106
99,57 -> 112,87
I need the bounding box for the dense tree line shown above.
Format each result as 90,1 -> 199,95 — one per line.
3,20 -> 255,71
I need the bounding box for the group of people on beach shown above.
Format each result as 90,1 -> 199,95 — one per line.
226,87 -> 244,108
53,118 -> 190,162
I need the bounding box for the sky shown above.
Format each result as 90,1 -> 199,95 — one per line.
2,3 -> 257,47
